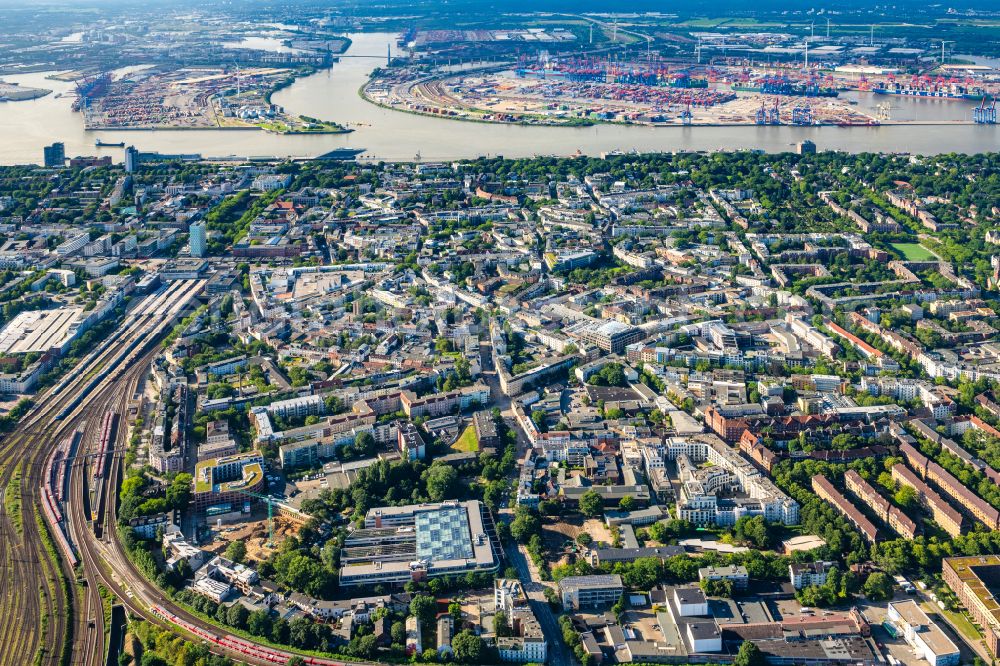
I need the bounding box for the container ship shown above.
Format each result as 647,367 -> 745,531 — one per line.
71,72 -> 111,112
732,81 -> 838,97
873,82 -> 987,100
667,75 -> 709,89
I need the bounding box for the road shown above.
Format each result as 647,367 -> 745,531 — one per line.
481,333 -> 571,666
506,542 -> 572,666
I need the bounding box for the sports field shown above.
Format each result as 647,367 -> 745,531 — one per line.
891,243 -> 936,261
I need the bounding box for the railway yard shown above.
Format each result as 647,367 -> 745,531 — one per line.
0,279 -> 204,666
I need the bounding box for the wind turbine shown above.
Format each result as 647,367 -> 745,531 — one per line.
940,40 -> 952,66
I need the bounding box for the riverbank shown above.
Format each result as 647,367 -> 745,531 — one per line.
360,55 -> 993,130
360,82 -> 978,128
1,32 -> 998,164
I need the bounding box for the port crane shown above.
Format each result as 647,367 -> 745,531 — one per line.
680,98 -> 693,125
973,97 -> 997,125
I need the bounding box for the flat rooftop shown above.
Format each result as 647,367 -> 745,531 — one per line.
340,501 -> 497,583
888,600 -> 960,658
415,504 -> 474,561
0,307 -> 82,354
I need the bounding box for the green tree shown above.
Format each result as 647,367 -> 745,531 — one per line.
391,620 -> 406,645
226,603 -> 249,629
510,509 -> 541,543
894,485 -> 918,510
247,609 -> 272,637
410,594 -> 437,624
579,490 -> 604,517
494,610 -> 512,637
425,464 -> 458,501
449,601 -> 463,623
862,572 -> 895,601
354,430 -> 376,457
733,515 -> 772,549
452,630 -> 486,663
700,578 -> 734,597
225,540 -> 247,564
734,640 -> 766,666
618,495 -> 637,512
166,473 -> 192,509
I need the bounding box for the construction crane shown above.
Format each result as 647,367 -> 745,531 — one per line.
230,489 -> 281,548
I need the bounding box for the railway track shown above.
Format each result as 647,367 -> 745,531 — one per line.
0,273 -> 385,666
0,279 -> 205,666
66,368 -> 145,666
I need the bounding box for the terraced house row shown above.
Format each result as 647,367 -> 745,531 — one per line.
811,474 -> 880,543
890,463 -> 964,538
899,441 -> 1000,530
843,469 -> 918,539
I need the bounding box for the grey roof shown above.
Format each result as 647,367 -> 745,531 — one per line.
675,587 -> 707,605
596,545 -> 686,563
687,620 -> 721,640
559,574 -> 624,591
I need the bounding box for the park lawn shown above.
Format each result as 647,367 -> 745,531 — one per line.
891,242 -> 936,261
452,425 -> 479,453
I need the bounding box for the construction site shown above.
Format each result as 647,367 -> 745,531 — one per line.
202,512 -> 303,563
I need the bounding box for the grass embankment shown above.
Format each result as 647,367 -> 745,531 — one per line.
99,584 -> 115,654
936,605 -> 983,641
33,506 -> 72,666
5,462 -> 22,535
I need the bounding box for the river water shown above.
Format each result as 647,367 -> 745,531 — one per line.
0,32 -> 996,165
